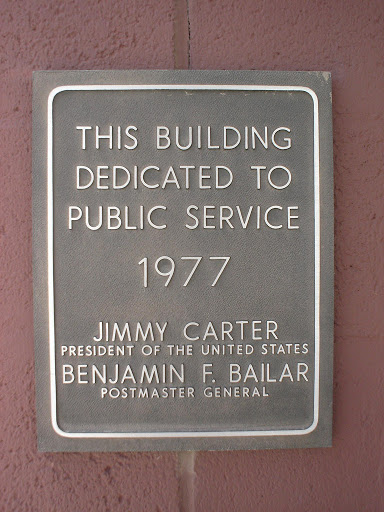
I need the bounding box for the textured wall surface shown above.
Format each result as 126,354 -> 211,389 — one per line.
0,0 -> 383,510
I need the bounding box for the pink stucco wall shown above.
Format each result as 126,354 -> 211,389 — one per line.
1,0 -> 383,510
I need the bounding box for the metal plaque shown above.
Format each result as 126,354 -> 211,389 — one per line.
33,70 -> 333,451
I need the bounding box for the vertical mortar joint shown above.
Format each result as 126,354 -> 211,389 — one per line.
178,451 -> 196,512
186,0 -> 191,69
173,0 -> 190,69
